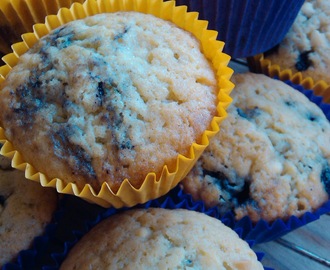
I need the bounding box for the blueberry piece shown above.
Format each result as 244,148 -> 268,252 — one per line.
237,108 -> 248,119
321,166 -> 330,194
295,50 -> 313,71
120,140 -> 134,150
96,81 -> 105,106
285,100 -> 295,107
46,26 -> 75,50
307,114 -> 318,122
202,169 -> 251,206
235,181 -> 251,205
183,259 -> 193,266
236,107 -> 260,120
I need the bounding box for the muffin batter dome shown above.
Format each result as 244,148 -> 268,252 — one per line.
0,12 -> 218,191
182,73 -> 330,222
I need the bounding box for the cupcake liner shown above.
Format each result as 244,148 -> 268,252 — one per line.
1,199 -> 61,270
17,187 -> 272,270
170,0 -> 304,58
247,53 -> 330,103
0,0 -> 234,208
0,0 -> 86,55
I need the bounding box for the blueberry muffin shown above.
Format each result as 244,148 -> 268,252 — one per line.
0,169 -> 58,267
0,12 -> 218,192
60,208 -> 263,270
181,73 -> 330,222
263,0 -> 330,83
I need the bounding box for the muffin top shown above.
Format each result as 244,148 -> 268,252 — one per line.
0,12 -> 218,191
181,73 -> 330,222
60,208 -> 263,270
264,0 -> 330,82
0,168 -> 58,266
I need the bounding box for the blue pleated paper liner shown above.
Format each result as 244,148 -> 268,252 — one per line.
3,186 -> 274,270
170,0 -> 304,58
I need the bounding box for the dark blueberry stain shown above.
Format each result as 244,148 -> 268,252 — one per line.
48,26 -> 75,50
99,80 -> 134,151
114,26 -> 130,41
96,81 -> 105,106
11,43 -> 57,124
120,140 -> 134,150
38,47 -> 51,64
237,108 -> 247,118
264,44 -> 280,58
236,107 -> 260,120
51,126 -> 97,180
295,50 -> 313,71
11,42 -> 70,126
13,80 -> 46,125
321,165 -> 330,194
306,113 -> 318,122
236,181 -> 251,205
184,259 -> 193,266
0,195 -> 5,206
285,100 -> 295,107
202,169 -> 251,206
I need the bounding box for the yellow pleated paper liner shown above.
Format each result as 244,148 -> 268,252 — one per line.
0,0 -> 85,56
3,188 -> 273,269
247,53 -> 330,103
0,0 -> 234,208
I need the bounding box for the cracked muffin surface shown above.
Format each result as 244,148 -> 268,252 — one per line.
0,167 -> 58,267
0,12 -> 218,191
181,73 -> 330,222
59,208 -> 263,270
263,0 -> 330,83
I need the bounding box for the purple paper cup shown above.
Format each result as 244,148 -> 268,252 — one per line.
171,0 -> 304,58
20,187 -> 273,270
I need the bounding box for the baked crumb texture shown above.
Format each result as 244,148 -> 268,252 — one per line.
0,168 -> 58,267
264,0 -> 330,83
182,73 -> 330,222
0,12 -> 218,192
60,208 -> 263,270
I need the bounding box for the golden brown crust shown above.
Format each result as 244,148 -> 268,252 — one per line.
0,12 -> 217,191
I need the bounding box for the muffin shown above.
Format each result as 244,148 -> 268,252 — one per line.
59,208 -> 263,270
170,0 -> 304,58
181,73 -> 330,222
0,168 -> 58,267
0,2 -> 233,207
260,0 -> 330,83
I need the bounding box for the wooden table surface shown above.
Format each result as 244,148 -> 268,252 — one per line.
253,214 -> 330,270
229,59 -> 330,270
